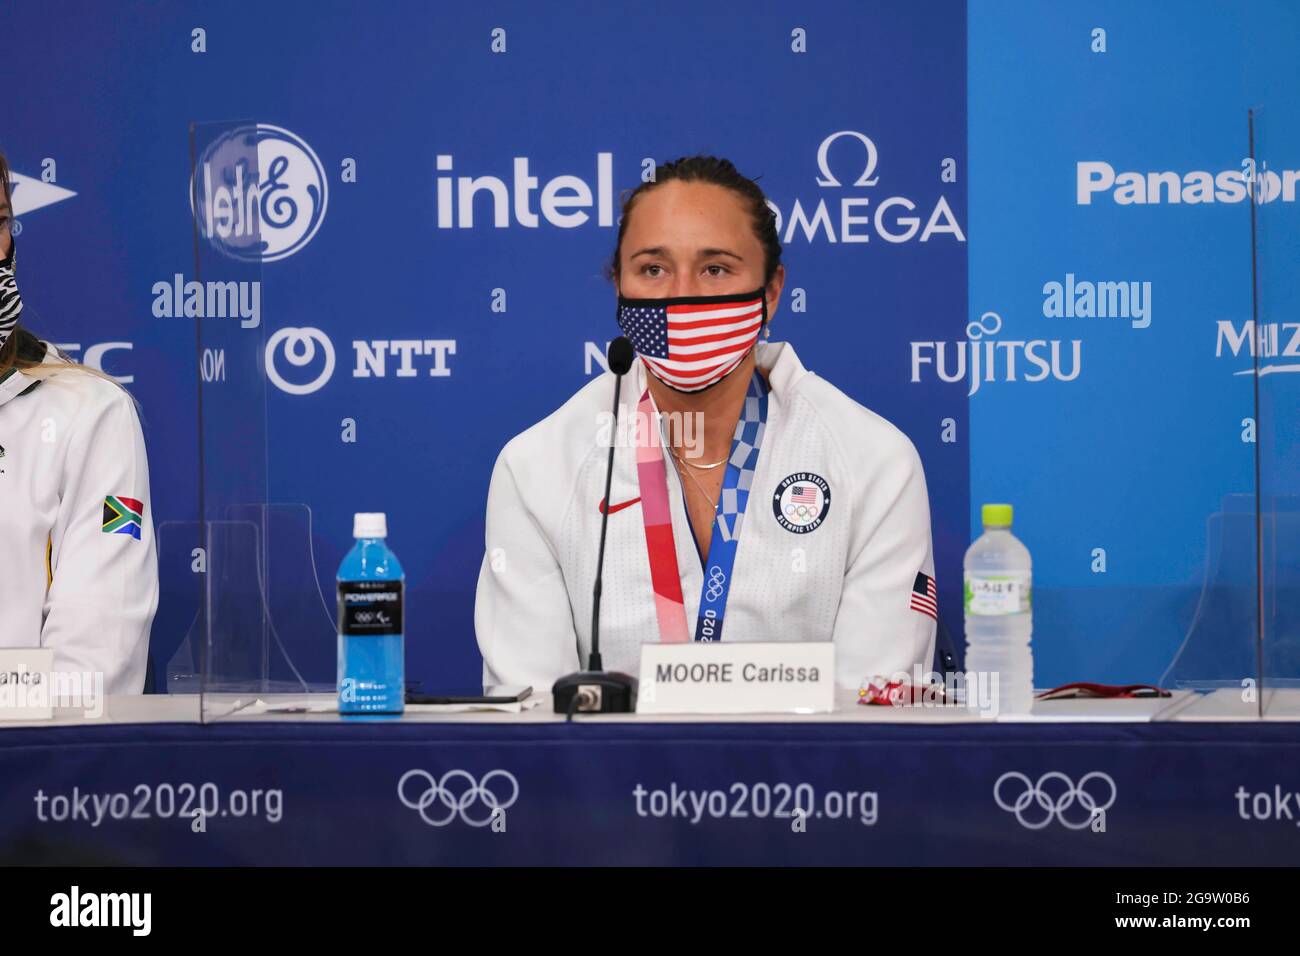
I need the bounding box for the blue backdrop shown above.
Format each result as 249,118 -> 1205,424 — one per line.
4,0 -> 1296,691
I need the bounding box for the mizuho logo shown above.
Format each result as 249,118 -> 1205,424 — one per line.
265,326 -> 335,395
1215,320 -> 1300,378
397,769 -> 519,827
191,124 -> 328,263
994,771 -> 1116,830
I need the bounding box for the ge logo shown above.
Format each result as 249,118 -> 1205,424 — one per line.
704,566 -> 727,602
265,326 -> 335,395
190,123 -> 329,263
397,769 -> 519,828
993,771 -> 1116,830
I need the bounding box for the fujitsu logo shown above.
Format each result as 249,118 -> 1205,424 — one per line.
910,311 -> 1082,396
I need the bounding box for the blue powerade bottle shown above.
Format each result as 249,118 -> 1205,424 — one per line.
337,512 -> 405,716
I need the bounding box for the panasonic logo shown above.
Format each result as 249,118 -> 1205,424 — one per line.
1077,160 -> 1299,205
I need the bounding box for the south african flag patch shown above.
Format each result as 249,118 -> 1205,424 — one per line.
102,495 -> 144,540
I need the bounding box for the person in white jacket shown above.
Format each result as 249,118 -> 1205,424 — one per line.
475,155 -> 938,691
0,153 -> 158,695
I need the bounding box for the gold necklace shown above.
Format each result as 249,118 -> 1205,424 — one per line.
673,455 -> 721,512
669,446 -> 728,470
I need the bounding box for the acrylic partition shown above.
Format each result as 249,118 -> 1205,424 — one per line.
967,200 -> 1259,695
1252,105 -> 1300,717
190,121 -> 336,722
1159,107 -> 1297,714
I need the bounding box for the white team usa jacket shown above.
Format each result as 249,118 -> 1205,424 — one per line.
475,340 -> 938,690
0,342 -> 158,694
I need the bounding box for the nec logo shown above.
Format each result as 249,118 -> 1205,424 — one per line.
54,342 -> 134,384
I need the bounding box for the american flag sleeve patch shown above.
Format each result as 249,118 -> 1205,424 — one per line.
910,571 -> 938,620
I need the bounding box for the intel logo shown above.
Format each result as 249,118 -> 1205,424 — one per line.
189,124 -> 328,263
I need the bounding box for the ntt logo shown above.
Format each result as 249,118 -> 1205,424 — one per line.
263,326 -> 459,395
265,326 -> 336,395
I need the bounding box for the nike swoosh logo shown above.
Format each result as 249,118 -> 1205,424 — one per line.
598,496 -> 641,515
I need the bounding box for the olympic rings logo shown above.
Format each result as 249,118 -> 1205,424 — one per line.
704,566 -> 727,602
993,771 -> 1116,830
397,769 -> 520,827
784,502 -> 816,521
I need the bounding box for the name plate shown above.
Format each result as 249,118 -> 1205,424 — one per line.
0,649 -> 55,721
637,642 -> 834,715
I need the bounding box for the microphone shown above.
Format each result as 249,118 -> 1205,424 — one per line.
552,336 -> 638,715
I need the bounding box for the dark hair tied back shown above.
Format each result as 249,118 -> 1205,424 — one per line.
604,155 -> 782,289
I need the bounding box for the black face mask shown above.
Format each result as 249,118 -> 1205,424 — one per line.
0,236 -> 21,352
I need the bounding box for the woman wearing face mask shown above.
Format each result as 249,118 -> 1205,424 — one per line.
0,151 -> 158,695
475,155 -> 937,691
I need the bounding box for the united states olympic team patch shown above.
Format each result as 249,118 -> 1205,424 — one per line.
772,472 -> 831,533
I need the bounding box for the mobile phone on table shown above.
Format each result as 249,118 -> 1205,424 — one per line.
404,685 -> 532,705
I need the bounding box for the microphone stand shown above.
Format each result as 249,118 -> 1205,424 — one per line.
552,341 -> 638,715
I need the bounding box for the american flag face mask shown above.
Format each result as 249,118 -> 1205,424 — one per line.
616,286 -> 767,393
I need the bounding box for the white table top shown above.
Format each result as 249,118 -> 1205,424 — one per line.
0,687 -> 1265,729
1156,686 -> 1300,721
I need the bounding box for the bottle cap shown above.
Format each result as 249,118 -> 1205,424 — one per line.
353,512 -> 388,538
982,503 -> 1013,527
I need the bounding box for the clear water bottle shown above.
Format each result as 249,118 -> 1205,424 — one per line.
337,512 -> 405,715
963,503 -> 1033,715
